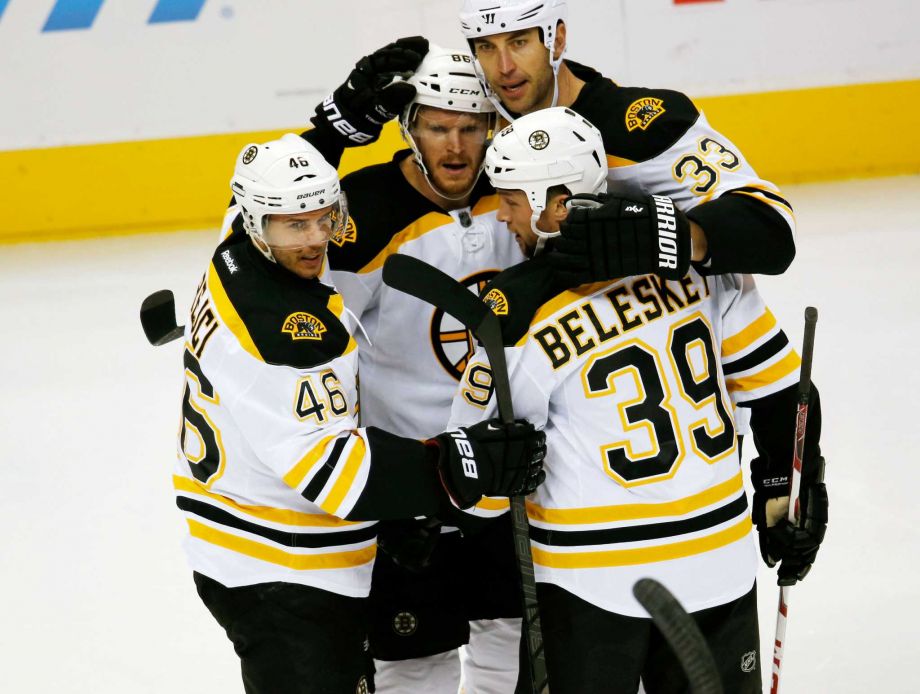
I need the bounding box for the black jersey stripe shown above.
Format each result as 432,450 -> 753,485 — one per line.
302,436 -> 349,501
176,496 -> 377,548
722,331 -> 789,376
730,187 -> 794,213
528,494 -> 748,547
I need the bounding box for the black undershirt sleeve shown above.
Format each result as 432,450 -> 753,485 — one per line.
345,426 -> 451,521
299,126 -> 347,169
687,192 -> 796,275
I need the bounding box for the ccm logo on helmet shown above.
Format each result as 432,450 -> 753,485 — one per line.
449,88 -> 481,95
652,194 -> 679,270
449,429 -> 479,479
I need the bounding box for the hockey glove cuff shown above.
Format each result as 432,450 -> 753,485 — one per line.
549,193 -> 691,286
310,36 -> 428,146
752,456 -> 828,585
429,419 -> 546,510
376,518 -> 443,573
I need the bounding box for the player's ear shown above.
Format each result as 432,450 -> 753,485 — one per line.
553,21 -> 567,61
549,193 -> 569,225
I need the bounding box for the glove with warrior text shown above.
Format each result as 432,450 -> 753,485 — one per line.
310,36 -> 428,146
548,192 -> 692,286
751,456 -> 828,586
428,419 -> 547,510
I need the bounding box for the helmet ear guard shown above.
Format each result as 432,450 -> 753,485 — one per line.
484,106 -> 608,238
230,134 -> 346,261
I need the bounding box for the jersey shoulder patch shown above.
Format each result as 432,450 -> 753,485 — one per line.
329,154 -> 446,273
481,257 -> 563,346
209,232 -> 354,369
569,67 -> 700,164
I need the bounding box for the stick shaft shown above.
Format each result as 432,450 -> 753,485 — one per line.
772,307 -> 818,694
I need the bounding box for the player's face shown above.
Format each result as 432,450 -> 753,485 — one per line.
410,106 -> 491,196
263,205 -> 336,279
471,28 -> 556,115
496,188 -> 559,257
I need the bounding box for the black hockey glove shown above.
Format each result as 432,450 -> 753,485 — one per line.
429,419 -> 546,510
548,193 -> 692,286
376,518 -> 443,573
751,456 -> 828,586
311,36 -> 428,146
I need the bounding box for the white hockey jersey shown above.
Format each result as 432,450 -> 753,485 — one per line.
326,151 -> 525,440
174,224 -> 450,596
450,258 -> 800,616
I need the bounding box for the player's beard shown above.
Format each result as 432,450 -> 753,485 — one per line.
424,152 -> 484,199
494,64 -> 556,116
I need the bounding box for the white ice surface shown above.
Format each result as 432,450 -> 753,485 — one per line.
1,176 -> 918,693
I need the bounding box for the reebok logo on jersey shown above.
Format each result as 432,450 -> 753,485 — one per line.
483,288 -> 509,316
282,312 -> 327,341
449,429 -> 479,479
625,97 -> 666,132
221,249 -> 239,274
652,195 -> 679,270
331,216 -> 357,247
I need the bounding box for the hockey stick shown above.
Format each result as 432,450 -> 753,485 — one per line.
382,254 -> 549,694
770,306 -> 818,694
633,579 -> 722,694
140,289 -> 185,346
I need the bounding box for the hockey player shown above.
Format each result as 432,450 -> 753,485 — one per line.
449,108 -> 829,693
458,0 -> 798,286
175,133 -> 546,694
318,46 -> 532,693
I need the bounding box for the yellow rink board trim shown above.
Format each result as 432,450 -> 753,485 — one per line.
3,78 -> 919,243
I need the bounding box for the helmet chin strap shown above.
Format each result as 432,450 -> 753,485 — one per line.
478,41 -> 566,122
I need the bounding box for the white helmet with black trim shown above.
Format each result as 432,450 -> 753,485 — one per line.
400,44 -> 496,199
485,106 -> 607,238
230,133 -> 347,261
458,0 -> 568,120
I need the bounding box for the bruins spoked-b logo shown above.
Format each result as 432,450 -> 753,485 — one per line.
242,145 -> 258,164
282,312 -> 327,341
626,97 -> 666,132
392,611 -> 418,636
528,129 -> 550,150
431,270 -> 498,380
331,215 -> 358,247
483,288 -> 508,316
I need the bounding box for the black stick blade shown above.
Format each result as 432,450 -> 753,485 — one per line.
140,290 -> 185,346
382,254 -> 490,333
633,579 -> 723,694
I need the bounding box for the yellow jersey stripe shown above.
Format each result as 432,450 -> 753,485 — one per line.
321,434 -> 368,516
282,434 -> 339,489
471,193 -> 500,217
722,308 -> 776,358
207,262 -> 263,362
187,519 -> 376,569
731,190 -> 797,220
531,516 -> 752,568
726,350 -> 801,393
174,475 -> 361,527
606,154 -> 638,168
526,470 -> 744,525
475,496 -> 511,512
359,212 -> 455,274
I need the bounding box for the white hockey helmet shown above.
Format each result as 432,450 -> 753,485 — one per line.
458,0 -> 568,120
400,44 -> 496,198
485,106 -> 607,238
230,134 -> 346,260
